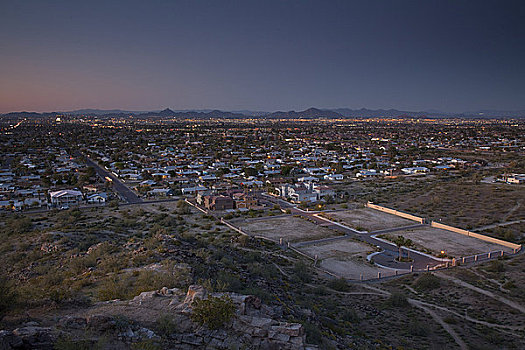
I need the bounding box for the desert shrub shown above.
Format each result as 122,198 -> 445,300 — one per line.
408,319 -> 429,336
239,286 -> 272,303
0,273 -> 17,315
215,271 -> 243,292
342,309 -> 359,323
98,255 -> 129,274
133,268 -> 191,296
413,273 -> 441,291
502,280 -> 516,289
443,316 -> 457,324
386,292 -> 409,307
303,322 -> 322,345
237,235 -> 250,247
54,336 -> 107,350
190,295 -> 236,329
70,254 -> 98,274
485,260 -> 505,273
131,340 -> 162,350
156,314 -> 179,336
3,215 -> 32,236
327,277 -> 351,292
97,277 -> 127,301
292,261 -> 312,283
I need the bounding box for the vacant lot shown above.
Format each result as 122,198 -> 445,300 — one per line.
234,215 -> 339,243
301,238 -> 373,259
320,257 -> 394,280
382,227 -> 513,257
326,208 -> 416,232
299,239 -> 392,280
382,182 -> 525,229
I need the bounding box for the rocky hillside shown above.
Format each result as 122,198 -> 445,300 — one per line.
0,285 -> 312,350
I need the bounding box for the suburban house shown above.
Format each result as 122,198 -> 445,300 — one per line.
506,174 -> 525,184
356,169 -> 382,178
182,186 -> 208,195
401,167 -> 429,175
49,189 -> 83,207
314,185 -> 335,199
232,193 -> 259,209
147,188 -> 174,197
277,183 -> 317,203
324,173 -> 343,181
203,195 -> 235,210
86,192 -> 108,204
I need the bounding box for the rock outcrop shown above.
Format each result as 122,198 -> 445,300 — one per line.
0,285 -> 312,350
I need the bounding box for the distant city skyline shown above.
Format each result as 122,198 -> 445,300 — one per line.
1,0 -> 525,113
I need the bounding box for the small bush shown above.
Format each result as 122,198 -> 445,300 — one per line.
413,273 -> 441,291
156,314 -> 178,336
97,277 -> 126,301
292,261 -> 312,283
0,274 -> 17,315
408,319 -> 429,336
485,260 -> 505,273
54,336 -> 107,350
327,277 -> 351,292
386,292 -> 409,307
443,316 -> 457,324
502,280 -> 516,289
303,322 -> 322,345
131,340 -> 162,350
190,295 -> 236,329
342,309 -> 359,323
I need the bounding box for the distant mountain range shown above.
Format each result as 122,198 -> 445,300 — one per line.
1,107 -> 524,119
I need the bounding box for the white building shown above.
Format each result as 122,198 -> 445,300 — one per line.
324,174 -> 343,181
49,189 -> 83,207
401,167 -> 429,175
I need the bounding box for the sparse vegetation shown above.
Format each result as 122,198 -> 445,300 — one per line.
190,295 -> 236,329
413,273 -> 441,292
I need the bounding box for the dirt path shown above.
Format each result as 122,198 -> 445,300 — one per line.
503,201 -> 522,222
475,219 -> 524,231
435,272 -> 525,314
347,284 -> 468,349
410,300 -> 468,350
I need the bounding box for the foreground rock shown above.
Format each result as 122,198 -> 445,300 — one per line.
0,285 -> 313,349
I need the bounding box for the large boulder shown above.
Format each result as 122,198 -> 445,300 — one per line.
183,285 -> 207,305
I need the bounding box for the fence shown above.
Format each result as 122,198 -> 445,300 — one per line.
366,202 -> 425,223
430,221 -> 522,252
184,199 -> 209,214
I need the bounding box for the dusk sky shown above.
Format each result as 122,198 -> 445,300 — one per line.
1,0 -> 525,113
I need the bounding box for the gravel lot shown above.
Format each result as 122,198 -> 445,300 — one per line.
326,208 -> 417,231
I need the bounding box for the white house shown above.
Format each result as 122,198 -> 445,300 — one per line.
49,189 -> 83,207
181,186 -> 208,195
87,192 -> 107,204
324,174 -> 343,181
401,167 -> 429,175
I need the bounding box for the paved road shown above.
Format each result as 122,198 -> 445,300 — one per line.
82,155 -> 143,204
259,193 -> 444,271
